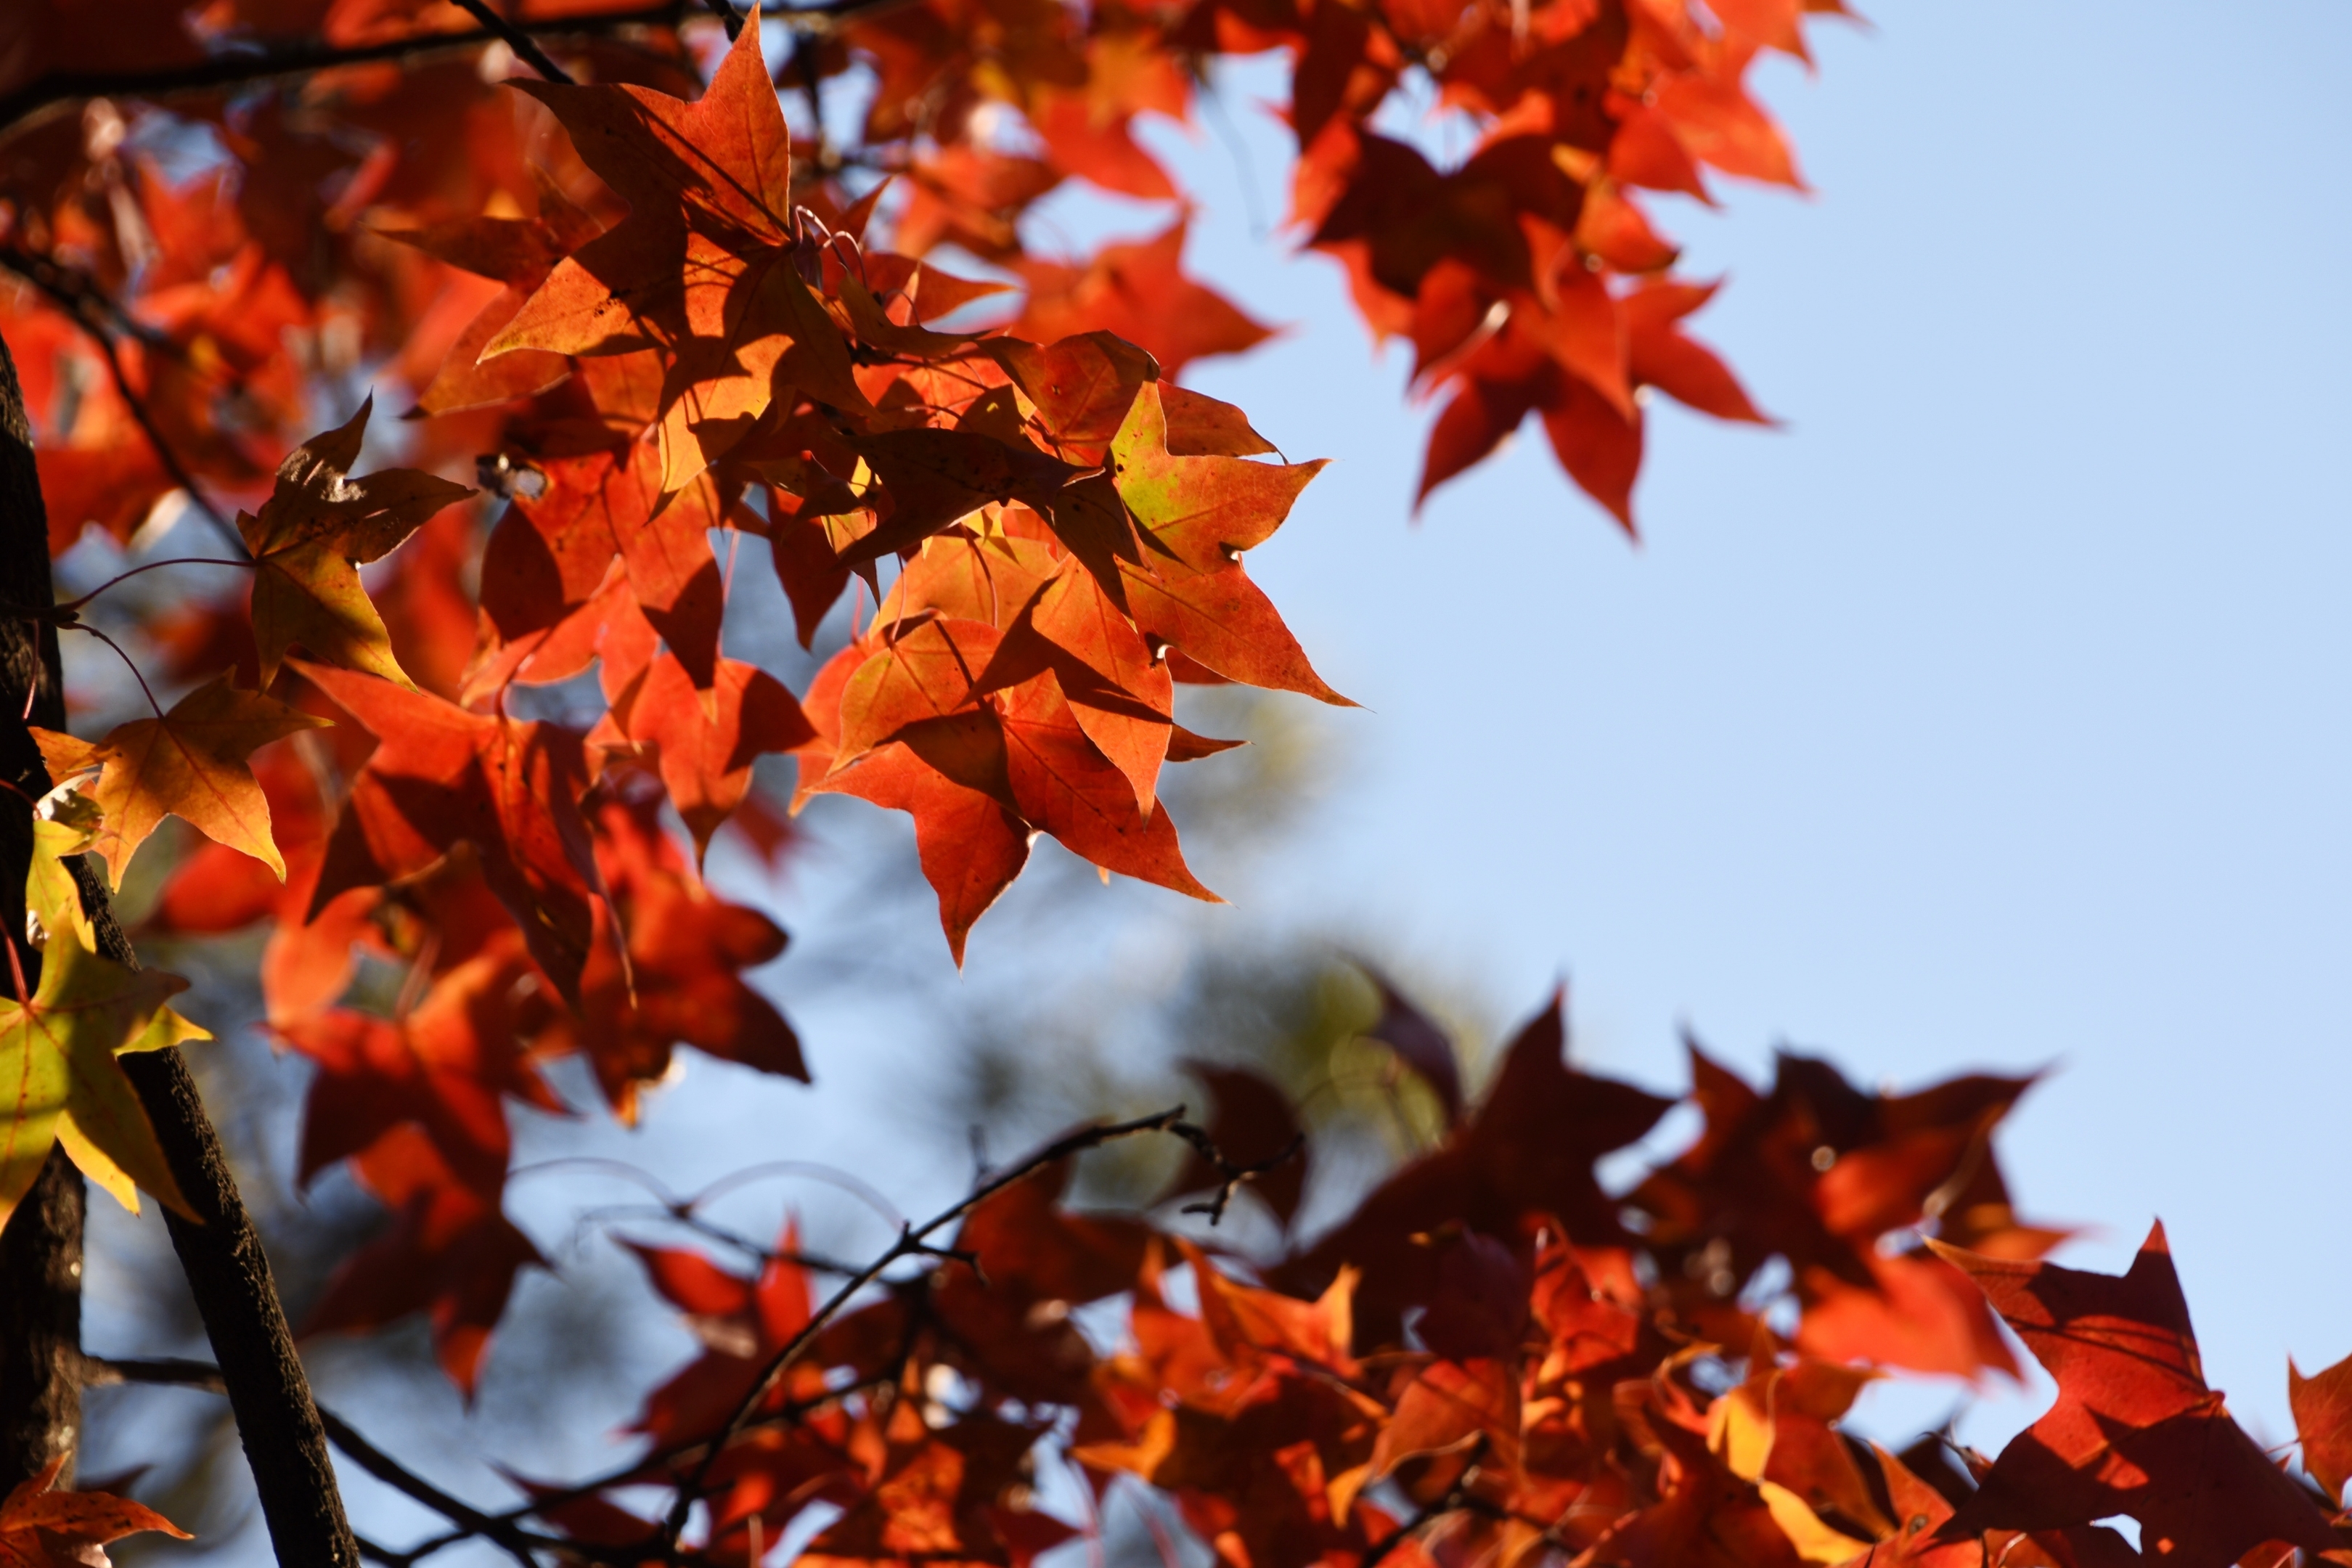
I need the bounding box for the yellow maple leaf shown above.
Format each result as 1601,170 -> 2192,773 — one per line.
0,816 -> 211,1229
236,398 -> 474,690
33,674 -> 330,889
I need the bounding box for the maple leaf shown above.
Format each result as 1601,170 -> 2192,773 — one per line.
0,1455 -> 191,1566
279,942 -> 559,1198
486,14 -> 865,492
1013,220 -> 1275,379
791,635 -> 1025,963
1106,385 -> 1347,705
1623,280 -> 1772,425
626,1217 -> 819,1446
298,661 -> 607,1003
1416,314 -> 1644,530
598,652 -> 813,862
1710,1350 -> 1889,1549
1586,1373 -> 1815,1568
806,1418 -> 1075,1568
997,669 -> 1217,900
33,674 -> 331,889
531,799 -> 806,1123
1821,1445 -> 1987,1568
0,820 -> 210,1230
238,399 -> 476,689
475,442 -> 733,694
1280,990 -> 1673,1348
303,1123 -> 545,1395
2291,1350 -> 2352,1507
1630,1045 -> 2049,1379
381,181 -> 603,417
1081,1248 -> 1387,1568
1931,1222 -> 2342,1566
1357,964 -> 1465,1124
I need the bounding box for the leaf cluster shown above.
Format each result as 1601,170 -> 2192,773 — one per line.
220,987 -> 2352,1568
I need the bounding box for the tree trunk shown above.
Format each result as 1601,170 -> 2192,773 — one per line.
0,303 -> 85,1493
0,328 -> 361,1566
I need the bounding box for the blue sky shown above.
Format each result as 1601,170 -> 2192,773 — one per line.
1124,0 -> 2352,1445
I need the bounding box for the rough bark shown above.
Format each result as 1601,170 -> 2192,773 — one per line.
0,326 -> 360,1565
0,306 -> 84,1493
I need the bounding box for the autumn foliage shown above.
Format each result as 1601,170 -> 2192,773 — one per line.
0,0 -> 2345,1564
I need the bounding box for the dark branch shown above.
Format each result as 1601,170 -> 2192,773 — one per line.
446,0 -> 579,84
80,1355 -> 228,1393
0,0 -> 926,133
317,1409 -> 558,1568
655,1105 -> 1201,1551
706,0 -> 748,40
1168,1124 -> 1306,1224
92,1111 -> 1270,1567
0,245 -> 246,556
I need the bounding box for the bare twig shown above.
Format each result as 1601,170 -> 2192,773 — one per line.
653,1106 -> 1212,1552
1165,1123 -> 1305,1223
706,0 -> 748,39
0,245 -> 246,555
582,1201 -> 867,1275
0,0 -> 931,132
90,1111 -> 1289,1567
316,1409 -> 558,1568
54,557 -> 253,615
447,0 -> 579,83
78,1355 -> 227,1392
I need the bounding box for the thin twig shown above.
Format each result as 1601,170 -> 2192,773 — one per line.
0,245 -> 247,555
653,1106 -> 1206,1552
78,1355 -> 229,1391
1165,1124 -> 1305,1223
0,0 -> 929,131
584,1201 -> 867,1275
77,332 -> 245,555
317,1409 -> 560,1568
448,0 -> 579,83
70,623 -> 166,717
54,556 -> 253,614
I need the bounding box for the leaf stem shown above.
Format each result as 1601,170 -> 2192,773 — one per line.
54,558 -> 253,616
66,624 -> 165,719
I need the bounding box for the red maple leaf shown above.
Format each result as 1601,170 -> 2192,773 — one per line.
1932,1223 -> 2342,1566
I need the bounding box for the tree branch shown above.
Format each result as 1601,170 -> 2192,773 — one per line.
0,244 -> 247,556
86,1111 -> 1281,1567
73,859 -> 367,1568
316,1409 -> 562,1568
446,0 -> 577,85
0,325 -> 85,1494
653,1105 -> 1216,1552
0,0 -> 926,134
94,1351 -> 891,1567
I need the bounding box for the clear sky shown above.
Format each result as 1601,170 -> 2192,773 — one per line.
1131,0 -> 2352,1446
